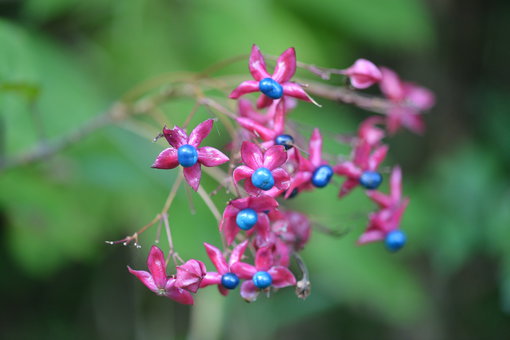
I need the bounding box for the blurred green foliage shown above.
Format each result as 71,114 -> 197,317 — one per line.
1,0 -> 509,339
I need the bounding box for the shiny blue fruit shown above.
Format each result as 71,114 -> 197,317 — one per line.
259,78 -> 283,99
311,165 -> 334,188
275,134 -> 294,150
359,171 -> 383,190
251,167 -> 275,190
177,144 -> 198,167
236,208 -> 258,230
252,271 -> 272,289
221,272 -> 240,289
385,230 -> 406,252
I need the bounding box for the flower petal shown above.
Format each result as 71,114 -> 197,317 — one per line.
244,179 -> 263,196
268,266 -> 296,288
359,116 -> 385,145
309,128 -> 323,167
188,119 -> 213,147
341,59 -> 382,89
237,117 -> 275,141
198,146 -> 229,167
241,141 -> 263,169
353,140 -> 371,169
282,82 -> 319,106
386,111 -> 402,135
357,230 -> 385,245
263,145 -> 287,170
249,195 -> 279,212
401,109 -> 425,135
254,246 -> 273,271
390,166 -> 402,201
175,259 -> 207,293
333,162 -> 361,178
253,213 -> 271,247
147,245 -> 168,289
163,125 -> 188,148
164,280 -> 194,305
240,280 -> 259,302
368,145 -> 388,171
249,44 -> 270,81
152,148 -> 179,169
220,215 -> 239,246
366,191 -> 392,209
403,83 -> 435,111
200,272 -> 222,288
229,80 -> 259,99
203,243 -> 228,274
256,94 -> 274,109
271,100 -> 286,134
379,67 -> 405,102
229,240 -> 249,267
233,165 -> 254,184
272,47 -> 296,83
272,168 -> 290,191
183,163 -> 202,191
127,267 -> 158,293
338,177 -> 359,198
284,171 -> 312,198
231,262 -> 257,280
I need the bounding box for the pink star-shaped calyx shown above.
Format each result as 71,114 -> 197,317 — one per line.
200,240 -> 249,295
233,141 -> 290,196
231,246 -> 296,302
379,67 -> 435,135
333,140 -> 388,198
220,195 -> 278,246
358,166 -> 409,244
340,58 -> 382,89
128,246 -> 200,305
229,44 -> 318,109
152,119 -> 229,191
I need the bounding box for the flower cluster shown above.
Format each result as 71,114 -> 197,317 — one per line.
125,44 -> 434,304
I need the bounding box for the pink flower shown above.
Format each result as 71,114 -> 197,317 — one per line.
237,99 -> 289,149
233,141 -> 290,195
127,246 -> 195,305
285,128 -> 333,197
358,167 -> 409,248
358,116 -> 386,146
272,210 -> 312,251
175,259 -> 207,293
229,44 -> 318,109
152,119 -> 229,191
220,195 -> 279,246
333,140 -> 388,197
340,59 -> 382,89
200,241 -> 249,295
379,67 -> 435,134
231,246 -> 296,302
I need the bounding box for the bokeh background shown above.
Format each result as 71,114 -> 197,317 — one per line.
1,0 -> 509,339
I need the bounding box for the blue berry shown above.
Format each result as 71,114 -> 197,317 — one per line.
385,230 -> 406,252
221,272 -> 240,290
236,208 -> 258,230
359,171 -> 383,190
311,165 -> 334,188
177,144 -> 198,167
259,78 -> 283,99
275,134 -> 294,150
252,271 -> 272,289
251,167 -> 275,191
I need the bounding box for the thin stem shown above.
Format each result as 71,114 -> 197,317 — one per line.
196,185 -> 221,222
